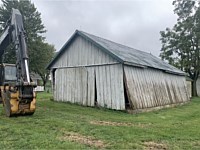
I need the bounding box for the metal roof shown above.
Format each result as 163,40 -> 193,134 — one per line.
47,30 -> 185,75
30,72 -> 42,80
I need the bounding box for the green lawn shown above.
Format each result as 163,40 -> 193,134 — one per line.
0,92 -> 200,149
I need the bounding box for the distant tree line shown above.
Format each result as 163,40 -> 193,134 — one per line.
160,0 -> 200,96
0,0 -> 55,89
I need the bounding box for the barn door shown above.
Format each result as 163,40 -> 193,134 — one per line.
54,67 -> 86,104
54,65 -> 125,110
95,64 -> 125,110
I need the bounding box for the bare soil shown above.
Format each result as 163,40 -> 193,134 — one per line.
59,131 -> 107,148
90,120 -> 149,128
143,141 -> 168,150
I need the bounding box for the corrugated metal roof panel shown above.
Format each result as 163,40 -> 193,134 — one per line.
78,30 -> 185,75
47,30 -> 185,75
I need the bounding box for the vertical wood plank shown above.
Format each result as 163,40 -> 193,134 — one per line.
51,36 -> 118,69
113,65 -> 120,109
110,65 -> 117,109
102,65 -> 108,108
118,64 -> 125,110
95,66 -> 101,107
87,67 -> 95,106
82,67 -> 88,105
106,65 -> 112,108
124,66 -> 138,109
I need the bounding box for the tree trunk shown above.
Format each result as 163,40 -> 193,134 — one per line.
43,80 -> 46,91
192,79 -> 198,97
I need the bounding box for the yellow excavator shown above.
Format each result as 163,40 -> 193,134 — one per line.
0,8 -> 36,117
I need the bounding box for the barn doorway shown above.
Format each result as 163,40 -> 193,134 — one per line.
94,72 -> 97,106
123,70 -> 133,109
52,68 -> 56,91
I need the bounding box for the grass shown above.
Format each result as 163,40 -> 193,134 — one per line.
0,92 -> 200,149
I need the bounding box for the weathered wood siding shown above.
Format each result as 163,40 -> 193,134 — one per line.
186,81 -> 192,98
95,64 -> 125,110
54,67 -> 93,106
196,77 -> 200,96
51,34 -> 189,110
52,36 -> 118,68
124,65 -> 189,109
54,64 -> 125,110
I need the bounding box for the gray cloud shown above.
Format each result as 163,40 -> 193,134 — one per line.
31,0 -> 177,57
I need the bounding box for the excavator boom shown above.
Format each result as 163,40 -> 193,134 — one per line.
0,8 -> 36,117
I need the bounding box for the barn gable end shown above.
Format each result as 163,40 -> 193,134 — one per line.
51,35 -> 118,69
51,34 -> 125,110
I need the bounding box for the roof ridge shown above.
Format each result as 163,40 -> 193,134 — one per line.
47,30 -> 185,75
78,30 -> 152,55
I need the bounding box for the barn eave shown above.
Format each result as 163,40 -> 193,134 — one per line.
47,30 -> 186,77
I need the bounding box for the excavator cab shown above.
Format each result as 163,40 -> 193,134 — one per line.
0,64 -> 17,85
0,63 -> 36,117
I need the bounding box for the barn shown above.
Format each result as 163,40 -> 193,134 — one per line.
47,30 -> 189,111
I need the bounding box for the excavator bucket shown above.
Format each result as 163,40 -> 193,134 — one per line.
1,86 -> 36,117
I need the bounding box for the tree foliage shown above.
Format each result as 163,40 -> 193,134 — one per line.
0,0 -> 55,89
29,40 -> 55,89
0,0 -> 46,40
160,0 -> 200,96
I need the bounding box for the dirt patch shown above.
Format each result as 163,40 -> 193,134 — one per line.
59,132 -> 107,148
143,141 -> 168,150
192,141 -> 200,147
90,120 -> 149,128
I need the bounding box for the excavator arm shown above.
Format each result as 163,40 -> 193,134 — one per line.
0,8 -> 36,117
0,8 -> 30,83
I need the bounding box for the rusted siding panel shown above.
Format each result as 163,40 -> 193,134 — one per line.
124,66 -> 189,109
95,64 -> 125,110
52,36 -> 117,68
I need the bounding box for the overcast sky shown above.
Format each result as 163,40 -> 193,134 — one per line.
30,0 -> 177,57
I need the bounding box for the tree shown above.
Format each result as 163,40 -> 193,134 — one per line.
0,0 -> 55,89
30,40 -> 55,90
0,0 -> 46,40
160,0 -> 200,96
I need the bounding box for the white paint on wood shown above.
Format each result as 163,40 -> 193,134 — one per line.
87,67 -> 95,106
196,77 -> 200,96
106,65 -> 112,108
34,86 -> 44,92
110,65 -> 116,109
54,63 -> 188,111
52,36 -> 117,68
124,65 -> 189,109
95,64 -> 125,110
54,67 -> 88,105
186,81 -> 192,98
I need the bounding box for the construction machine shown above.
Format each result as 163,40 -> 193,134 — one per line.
0,8 -> 36,117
